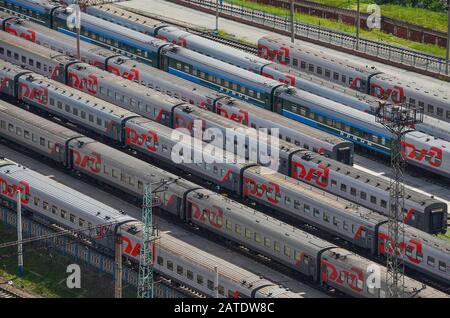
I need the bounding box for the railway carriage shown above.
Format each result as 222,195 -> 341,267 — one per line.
1,99 -> 448,292
0,155 -> 302,298
0,13 -> 354,164
258,35 -> 450,122
0,42 -> 445,234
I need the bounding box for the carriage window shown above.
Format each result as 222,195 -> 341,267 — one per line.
316,67 -> 322,75
381,200 -> 387,208
274,241 -> 281,253
304,204 -> 310,213
187,270 -> 193,280
177,265 -> 183,276
157,256 -> 164,266
438,261 -> 446,272
340,183 -> 347,192
427,104 -> 434,113
427,256 -> 435,267
70,214 -> 75,223
350,187 -> 357,196
218,285 -> 225,296
325,69 -> 331,78
284,245 -> 291,257
370,196 -> 377,204
333,72 -> 339,80
245,228 -> 252,239
437,108 -> 443,117
343,221 -> 349,231
300,61 -> 306,69
360,191 -> 367,200
293,58 -> 298,66
197,275 -> 204,285
308,64 -> 314,72
264,237 -> 271,248
342,75 -> 346,83
167,260 -> 173,271
207,280 -> 214,291
235,224 -> 242,235
313,208 -> 320,218
255,232 -> 262,243
61,209 -> 67,219
225,219 -> 232,231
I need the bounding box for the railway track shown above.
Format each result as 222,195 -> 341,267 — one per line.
117,5 -> 259,54
3,115 -> 448,296
0,284 -> 23,298
145,0 -> 450,80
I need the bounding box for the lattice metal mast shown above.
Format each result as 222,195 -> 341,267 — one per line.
137,181 -> 169,298
138,183 -> 155,298
375,99 -> 423,298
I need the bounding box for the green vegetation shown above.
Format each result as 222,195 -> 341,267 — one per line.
438,229 -> 450,242
0,223 -> 136,298
273,0 -> 449,33
224,0 -> 447,56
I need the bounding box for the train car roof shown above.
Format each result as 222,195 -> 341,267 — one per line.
290,144 -> 444,206
88,4 -> 166,29
167,46 -> 283,91
0,163 -> 132,223
224,97 -> 349,145
0,31 -> 76,63
0,99 -> 83,141
19,73 -> 139,120
190,189 -> 335,251
246,166 -> 386,225
260,34 -> 379,76
70,137 -> 198,190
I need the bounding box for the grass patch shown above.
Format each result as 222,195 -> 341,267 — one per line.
438,229 -> 450,242
224,0 -> 447,56
0,223 -> 136,298
283,0 -> 449,33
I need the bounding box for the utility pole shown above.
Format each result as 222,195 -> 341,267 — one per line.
114,233 -> 123,298
356,0 -> 360,51
215,0 -> 220,33
66,2 -> 81,60
138,183 -> 155,298
446,0 -> 450,74
16,190 -> 24,277
214,265 -> 219,298
375,99 -> 423,298
290,0 -> 295,43
75,0 -> 81,60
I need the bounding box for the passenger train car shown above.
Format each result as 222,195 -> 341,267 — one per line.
0,39 -> 446,235
1,59 -> 449,286
0,157 -> 302,298
257,35 -> 450,123
1,0 -> 448,181
1,101 -> 448,297
0,11 -> 355,163
83,4 -> 450,138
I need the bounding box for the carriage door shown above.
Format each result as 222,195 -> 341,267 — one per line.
186,201 -> 193,222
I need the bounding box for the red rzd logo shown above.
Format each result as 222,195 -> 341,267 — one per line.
125,127 -> 158,152
291,162 -> 329,188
